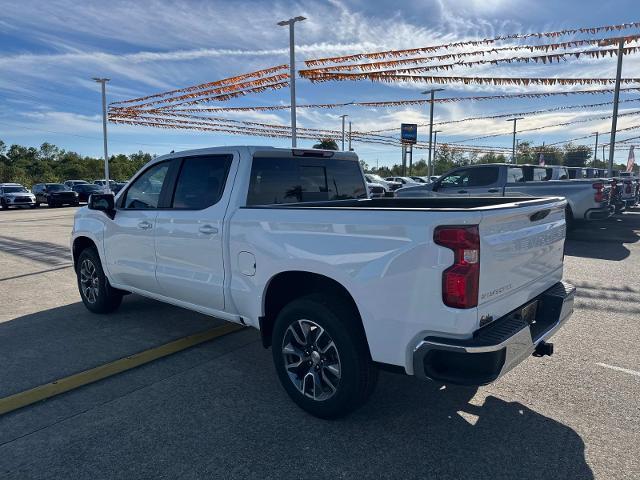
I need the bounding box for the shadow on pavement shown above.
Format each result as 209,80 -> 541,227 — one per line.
0,337 -> 592,480
565,213 -> 640,261
0,235 -> 72,266
0,296 -> 224,398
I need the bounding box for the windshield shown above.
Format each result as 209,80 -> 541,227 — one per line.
46,184 -> 69,192
80,185 -> 102,191
3,186 -> 28,193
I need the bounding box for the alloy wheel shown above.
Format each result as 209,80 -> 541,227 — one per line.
281,319 -> 341,401
80,259 -> 99,304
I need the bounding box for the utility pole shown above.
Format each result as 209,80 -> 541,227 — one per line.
408,145 -> 414,175
592,132 -> 599,167
277,16 -> 306,148
348,121 -> 352,151
607,39 -> 625,175
507,118 -> 523,164
92,77 -> 110,192
432,130 -> 441,174
421,88 -> 444,178
339,114 -> 348,151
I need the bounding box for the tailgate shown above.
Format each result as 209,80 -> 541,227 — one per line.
477,198 -> 566,320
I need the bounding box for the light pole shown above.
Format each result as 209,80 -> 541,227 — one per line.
339,114 -> 348,151
421,88 -> 445,178
348,121 -> 353,151
93,77 -> 110,192
592,132 -> 599,167
277,16 -> 306,148
507,118 -> 523,163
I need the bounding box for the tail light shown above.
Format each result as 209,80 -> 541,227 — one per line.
593,182 -> 604,203
434,226 -> 480,309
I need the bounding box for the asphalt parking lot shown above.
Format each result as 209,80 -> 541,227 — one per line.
0,206 -> 638,479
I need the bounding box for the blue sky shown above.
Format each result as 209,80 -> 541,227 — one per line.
1,0 -> 639,166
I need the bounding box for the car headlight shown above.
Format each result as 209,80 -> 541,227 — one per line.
73,192 -> 79,197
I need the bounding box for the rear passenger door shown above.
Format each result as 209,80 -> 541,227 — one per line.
154,153 -> 235,311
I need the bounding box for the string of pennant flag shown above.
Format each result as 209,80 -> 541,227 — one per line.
108,19 -> 640,152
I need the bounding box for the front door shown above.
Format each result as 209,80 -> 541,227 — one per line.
104,160 -> 172,293
154,154 -> 235,311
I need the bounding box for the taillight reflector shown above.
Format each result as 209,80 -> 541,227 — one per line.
593,182 -> 604,202
434,226 -> 480,309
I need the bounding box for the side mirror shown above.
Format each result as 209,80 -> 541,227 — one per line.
88,193 -> 115,218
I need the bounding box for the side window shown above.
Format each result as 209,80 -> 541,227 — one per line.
532,167 -> 548,181
507,167 -> 525,183
466,167 -> 499,187
439,170 -> 466,188
171,155 -> 232,209
122,162 -> 170,209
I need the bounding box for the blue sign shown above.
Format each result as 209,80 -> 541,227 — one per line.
401,123 -> 417,144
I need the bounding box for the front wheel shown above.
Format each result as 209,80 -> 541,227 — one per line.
76,247 -> 123,314
271,294 -> 378,419
0,201 -> 7,210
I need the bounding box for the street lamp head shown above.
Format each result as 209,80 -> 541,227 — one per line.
92,77 -> 110,83
420,88 -> 445,95
277,16 -> 306,26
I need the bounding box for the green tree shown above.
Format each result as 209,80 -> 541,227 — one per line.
312,138 -> 338,150
563,143 -> 592,167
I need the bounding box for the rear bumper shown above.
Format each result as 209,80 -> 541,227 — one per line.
413,281 -> 575,385
584,205 -> 613,221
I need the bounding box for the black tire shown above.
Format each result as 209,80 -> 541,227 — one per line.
271,293 -> 378,419
76,247 -> 123,314
0,200 -> 7,210
565,206 -> 574,230
35,202 -> 40,208
29,204 -> 36,209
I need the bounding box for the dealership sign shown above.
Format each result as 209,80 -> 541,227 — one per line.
401,123 -> 418,144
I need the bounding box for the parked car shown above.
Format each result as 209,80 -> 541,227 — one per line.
364,174 -> 400,191
396,163 -> 612,226
366,181 -> 386,198
409,176 -> 429,183
72,146 -> 574,418
64,179 -> 90,188
0,183 -> 36,209
72,183 -> 104,203
93,179 -> 118,190
32,183 -> 79,207
112,182 -> 127,195
385,176 -> 419,186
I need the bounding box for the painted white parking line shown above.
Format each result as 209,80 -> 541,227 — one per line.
596,362 -> 640,378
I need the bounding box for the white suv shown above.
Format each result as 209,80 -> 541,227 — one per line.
0,183 -> 36,210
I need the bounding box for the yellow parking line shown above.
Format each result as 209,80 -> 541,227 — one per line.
0,323 -> 244,416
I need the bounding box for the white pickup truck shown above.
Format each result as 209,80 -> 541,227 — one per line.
71,146 -> 575,418
397,163 -> 612,226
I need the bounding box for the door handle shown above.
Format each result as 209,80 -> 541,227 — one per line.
488,188 -> 500,193
138,220 -> 153,230
458,190 -> 468,194
199,224 -> 219,235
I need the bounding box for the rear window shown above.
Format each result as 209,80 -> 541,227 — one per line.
247,157 -> 366,205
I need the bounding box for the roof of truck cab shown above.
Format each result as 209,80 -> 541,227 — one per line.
151,146 -> 359,163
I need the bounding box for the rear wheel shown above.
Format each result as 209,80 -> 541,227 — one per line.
271,293 -> 378,419
76,247 -> 123,314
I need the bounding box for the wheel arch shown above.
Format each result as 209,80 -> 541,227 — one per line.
72,235 -> 98,272
259,270 -> 365,349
